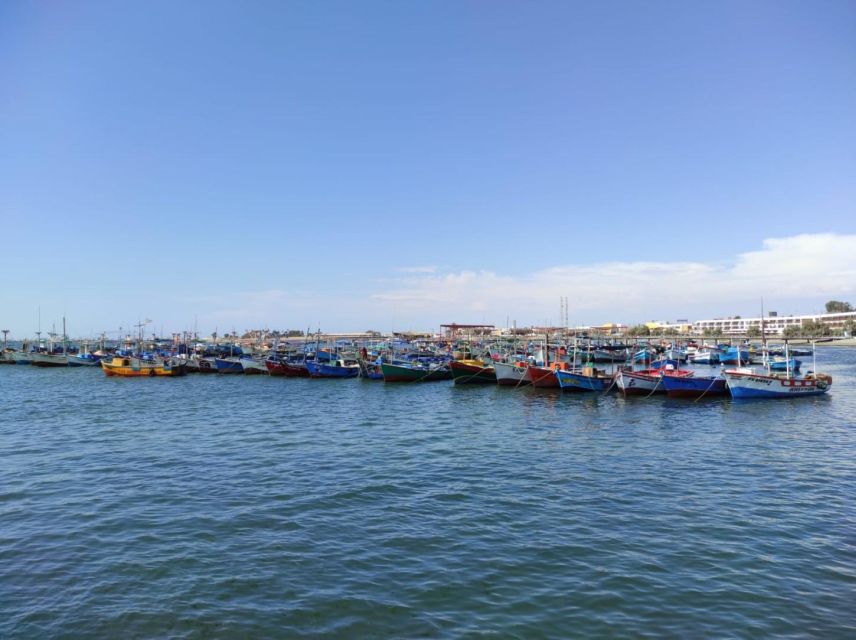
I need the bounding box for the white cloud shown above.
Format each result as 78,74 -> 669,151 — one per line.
369,233 -> 856,325
164,233 -> 856,333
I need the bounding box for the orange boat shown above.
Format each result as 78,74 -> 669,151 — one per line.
101,356 -> 187,377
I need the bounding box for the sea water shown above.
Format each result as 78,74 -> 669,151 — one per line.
1,350 -> 854,637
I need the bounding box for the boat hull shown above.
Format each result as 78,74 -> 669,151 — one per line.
68,354 -> 102,367
555,369 -> 613,392
101,357 -> 187,377
450,360 -> 496,385
380,362 -> 452,382
305,361 -> 359,378
661,375 -> 727,398
266,360 -> 310,377
240,359 -> 268,375
30,353 -> 69,367
215,358 -> 245,374
723,370 -> 831,398
525,365 -> 561,388
493,362 -> 530,386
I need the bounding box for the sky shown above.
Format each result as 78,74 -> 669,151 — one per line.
1,0 -> 855,337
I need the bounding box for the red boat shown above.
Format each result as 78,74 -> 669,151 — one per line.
265,358 -> 310,377
524,362 -> 569,388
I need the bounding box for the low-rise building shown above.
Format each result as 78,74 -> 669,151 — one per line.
692,311 -> 856,335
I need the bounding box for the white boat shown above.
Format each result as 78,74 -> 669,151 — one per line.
9,350 -> 34,364
240,358 -> 269,375
30,352 -> 69,367
494,361 -> 530,386
689,348 -> 720,365
723,367 -> 831,398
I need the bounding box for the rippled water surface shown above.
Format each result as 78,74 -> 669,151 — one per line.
2,350 -> 855,638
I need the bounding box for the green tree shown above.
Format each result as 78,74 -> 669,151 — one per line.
783,325 -> 802,338
702,327 -> 718,338
843,318 -> 856,336
627,324 -> 651,337
825,300 -> 853,313
802,319 -> 831,337
746,325 -> 761,338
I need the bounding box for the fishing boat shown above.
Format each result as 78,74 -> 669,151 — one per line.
661,374 -> 727,398
305,358 -> 360,378
555,366 -> 614,392
68,343 -> 102,367
214,357 -> 245,374
380,361 -> 452,382
240,358 -> 269,375
524,362 -> 568,389
615,367 -> 693,395
197,356 -> 219,373
632,348 -> 656,364
265,354 -> 310,377
101,355 -> 187,377
493,361 -> 530,386
358,357 -> 385,380
723,368 -> 831,398
590,348 -> 628,363
689,348 -> 720,365
768,357 -> 801,372
720,346 -> 750,365
11,349 -> 34,364
30,351 -> 69,367
67,352 -> 101,367
450,359 -> 496,385
662,348 -> 688,363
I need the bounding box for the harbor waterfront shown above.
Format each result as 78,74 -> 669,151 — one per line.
1,349 -> 854,637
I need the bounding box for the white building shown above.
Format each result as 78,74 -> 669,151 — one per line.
692,311 -> 856,336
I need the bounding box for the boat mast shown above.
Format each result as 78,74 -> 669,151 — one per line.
760,298 -> 768,372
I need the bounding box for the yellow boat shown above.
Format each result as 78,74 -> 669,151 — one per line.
100,356 -> 187,377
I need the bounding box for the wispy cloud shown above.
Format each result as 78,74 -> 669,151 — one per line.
370,233 -> 856,325
171,234 -> 856,332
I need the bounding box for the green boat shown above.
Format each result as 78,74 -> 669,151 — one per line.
380,361 -> 452,382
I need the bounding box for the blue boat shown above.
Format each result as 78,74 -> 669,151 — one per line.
632,349 -> 655,363
68,353 -> 102,367
555,368 -> 614,392
724,368 -> 831,398
214,357 -> 245,374
306,358 -> 360,378
661,374 -> 727,398
720,347 -> 750,365
650,358 -> 679,370
768,357 -> 801,372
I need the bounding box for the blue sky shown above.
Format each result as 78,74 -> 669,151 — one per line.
1,1 -> 854,336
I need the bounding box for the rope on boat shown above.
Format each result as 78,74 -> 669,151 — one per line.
694,376 -> 721,403
643,373 -> 664,398
602,372 -> 619,396
456,364 -> 495,384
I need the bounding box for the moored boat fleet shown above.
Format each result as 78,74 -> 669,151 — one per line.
1,333 -> 833,399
